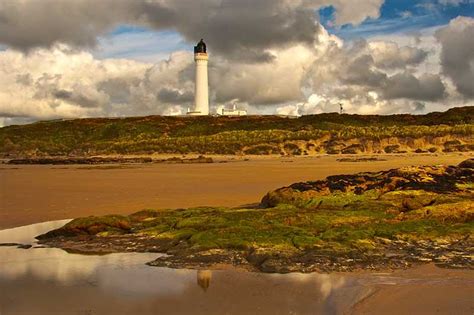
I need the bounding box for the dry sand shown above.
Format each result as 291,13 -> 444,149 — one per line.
0,153 -> 471,229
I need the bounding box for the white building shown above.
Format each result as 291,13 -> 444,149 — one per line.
217,103 -> 247,116
187,39 -> 209,116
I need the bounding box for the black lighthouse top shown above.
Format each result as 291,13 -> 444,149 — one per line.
194,39 -> 207,54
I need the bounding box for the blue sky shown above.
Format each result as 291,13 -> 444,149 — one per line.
96,27 -> 190,62
321,0 -> 474,39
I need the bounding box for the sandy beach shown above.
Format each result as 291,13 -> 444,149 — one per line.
1,154 -> 473,314
1,220 -> 473,315
1,153 -> 471,229
352,264 -> 474,315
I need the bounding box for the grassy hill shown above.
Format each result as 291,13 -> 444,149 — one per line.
1,106 -> 473,157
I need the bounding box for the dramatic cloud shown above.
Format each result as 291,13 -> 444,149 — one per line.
435,16 -> 474,98
0,20 -> 454,125
0,0 -> 137,51
0,1 -> 471,125
0,0 -> 384,61
211,44 -> 318,104
384,73 -> 446,101
0,45 -> 156,121
301,33 -> 445,105
275,92 -> 412,116
368,41 -> 428,69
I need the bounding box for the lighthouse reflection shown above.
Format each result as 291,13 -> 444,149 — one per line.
0,221 -> 407,315
197,270 -> 212,291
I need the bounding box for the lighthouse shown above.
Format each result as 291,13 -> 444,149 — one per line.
188,39 -> 209,115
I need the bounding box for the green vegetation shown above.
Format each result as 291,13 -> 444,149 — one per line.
39,215 -> 132,238
39,159 -> 474,271
38,189 -> 473,259
2,106 -> 473,157
125,195 -> 472,253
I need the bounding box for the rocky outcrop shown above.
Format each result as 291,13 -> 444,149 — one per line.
261,159 -> 474,208
8,157 -> 153,165
459,158 -> 474,169
35,158 -> 474,273
37,215 -> 132,239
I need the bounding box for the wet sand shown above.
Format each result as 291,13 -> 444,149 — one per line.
352,264 -> 474,315
0,154 -> 471,229
0,220 -> 473,315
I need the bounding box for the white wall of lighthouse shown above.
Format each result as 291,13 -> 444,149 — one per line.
194,53 -> 209,115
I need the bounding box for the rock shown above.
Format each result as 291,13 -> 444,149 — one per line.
0,243 -> 32,249
337,157 -> 386,162
458,158 -> 474,169
259,258 -> 291,273
246,250 -> 270,267
341,144 -> 364,154
0,243 -> 21,247
7,156 -> 214,165
260,163 -> 474,208
400,196 -> 436,212
17,244 -> 32,249
374,237 -> 392,245
384,145 -> 401,153
8,157 -> 153,165
36,215 -> 132,239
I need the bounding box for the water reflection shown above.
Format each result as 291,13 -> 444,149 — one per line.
4,221 -> 460,314
0,219 -> 71,244
0,221 -> 193,295
197,270 -> 212,291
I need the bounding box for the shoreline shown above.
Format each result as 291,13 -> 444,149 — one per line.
35,233 -> 473,274
32,158 -> 474,274
2,151 -> 473,163
1,218 -> 472,314
1,219 -> 471,275
1,153 -> 472,230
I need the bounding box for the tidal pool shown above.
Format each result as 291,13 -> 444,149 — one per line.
0,221 -> 472,315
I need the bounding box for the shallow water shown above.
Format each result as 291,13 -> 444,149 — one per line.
0,221 -> 472,315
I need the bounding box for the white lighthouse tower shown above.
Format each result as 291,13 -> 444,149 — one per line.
188,39 -> 209,115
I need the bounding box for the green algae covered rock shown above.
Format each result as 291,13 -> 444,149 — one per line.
36,159 -> 474,272
261,160 -> 474,209
37,215 -> 131,239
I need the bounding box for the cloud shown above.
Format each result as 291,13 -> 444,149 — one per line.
302,32 -> 446,102
435,16 -> 474,98
384,72 -> 446,101
0,0 -> 137,51
0,45 -> 184,123
0,9 -> 471,126
368,41 -> 428,69
438,0 -> 474,6
0,0 -> 385,62
211,44 -> 318,104
157,0 -> 321,63
157,88 -> 194,104
272,25 -> 457,117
